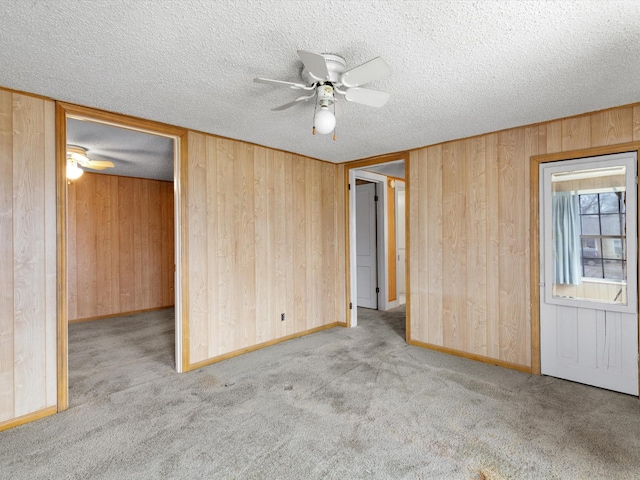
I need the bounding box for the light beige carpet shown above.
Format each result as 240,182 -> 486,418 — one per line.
1,306 -> 639,479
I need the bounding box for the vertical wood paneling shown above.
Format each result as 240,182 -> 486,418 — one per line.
335,164 -> 346,325
633,106 -> 640,141
466,136 -> 487,356
426,145 -> 443,346
0,91 -> 56,427
590,107 -> 633,147
204,136 -> 218,357
254,146 -> 269,344
237,142 -> 256,348
13,94 -> 47,416
95,174 -> 112,315
283,153 -> 296,335
497,129 -> 528,364
160,181 -> 174,306
273,151 -> 287,338
293,157 -> 307,334
408,102 -> 640,371
408,150 -> 421,340
562,116 -> 591,151
67,173 -> 175,322
148,180 -> 162,308
118,177 -> 135,312
184,134 -> 342,367
522,126 -> 538,366
485,133 -> 500,359
187,132 -> 209,360
321,163 -> 336,326
442,140 -> 467,351
43,100 -> 56,406
0,90 -> 14,421
0,91 -> 57,426
216,137 -> 236,355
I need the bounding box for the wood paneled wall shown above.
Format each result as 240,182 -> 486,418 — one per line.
408,103 -> 640,369
67,173 -> 174,321
185,133 -> 345,367
0,91 -> 57,426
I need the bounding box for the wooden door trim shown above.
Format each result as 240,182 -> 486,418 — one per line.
344,153 -> 409,334
56,102 -> 187,411
530,141 -> 640,377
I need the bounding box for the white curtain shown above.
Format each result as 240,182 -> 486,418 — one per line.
553,192 -> 582,285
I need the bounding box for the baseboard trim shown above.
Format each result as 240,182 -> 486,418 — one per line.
407,339 -> 532,374
69,305 -> 175,324
0,406 -> 57,432
184,322 -> 341,372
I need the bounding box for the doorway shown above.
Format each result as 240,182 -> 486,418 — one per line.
347,157 -> 407,328
56,103 -> 187,410
536,151 -> 639,395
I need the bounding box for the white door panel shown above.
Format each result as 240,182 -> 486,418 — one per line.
356,183 -> 378,309
540,152 -> 638,396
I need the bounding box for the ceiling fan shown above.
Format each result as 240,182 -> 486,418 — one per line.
66,145 -> 115,180
254,50 -> 391,138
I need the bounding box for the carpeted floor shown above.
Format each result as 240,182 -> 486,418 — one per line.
1,306 -> 640,479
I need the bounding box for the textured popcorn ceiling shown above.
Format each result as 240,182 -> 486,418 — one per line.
2,1 -> 640,176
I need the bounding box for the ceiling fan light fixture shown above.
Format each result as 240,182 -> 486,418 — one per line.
314,106 -> 336,135
66,158 -> 84,180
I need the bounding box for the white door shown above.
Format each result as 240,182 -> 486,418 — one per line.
356,182 -> 378,309
396,186 -> 406,303
540,152 -> 638,395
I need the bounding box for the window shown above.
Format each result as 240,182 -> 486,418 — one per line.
579,191 -> 626,281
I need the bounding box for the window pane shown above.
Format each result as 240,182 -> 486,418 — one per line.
621,191 -> 626,213
600,214 -> 623,235
581,215 -> 600,235
582,237 -> 601,260
601,237 -> 624,260
580,194 -> 599,214
599,192 -> 621,213
582,258 -> 603,278
604,260 -> 625,280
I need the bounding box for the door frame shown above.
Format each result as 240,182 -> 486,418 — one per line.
344,154 -> 408,328
530,142 -> 640,392
352,172 -> 386,316
56,102 -> 187,411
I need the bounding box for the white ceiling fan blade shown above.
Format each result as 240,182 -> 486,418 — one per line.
340,57 -> 391,88
345,87 -> 390,108
272,93 -> 315,111
254,77 -> 308,90
297,50 -> 330,81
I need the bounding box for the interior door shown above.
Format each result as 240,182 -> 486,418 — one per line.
356,182 -> 378,309
539,152 -> 638,395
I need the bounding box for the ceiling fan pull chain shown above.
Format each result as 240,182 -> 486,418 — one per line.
333,98 -> 337,141
312,100 -> 318,135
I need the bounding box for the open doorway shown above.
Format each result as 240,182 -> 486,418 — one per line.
56,103 -> 186,411
347,157 -> 407,332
